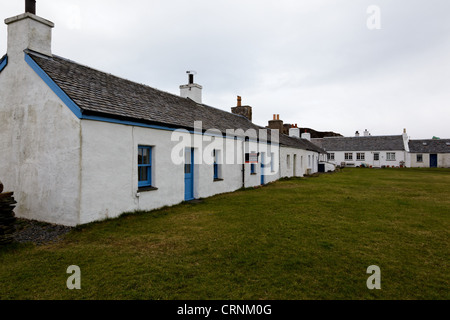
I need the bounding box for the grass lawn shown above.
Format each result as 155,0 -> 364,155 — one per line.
0,168 -> 449,300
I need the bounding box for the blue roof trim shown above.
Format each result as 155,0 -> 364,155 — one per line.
0,55 -> 7,73
24,52 -> 83,118
82,114 -> 253,141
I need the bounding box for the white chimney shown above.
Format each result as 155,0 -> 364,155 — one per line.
301,130 -> 311,141
180,70 -> 202,104
363,129 -> 370,137
289,125 -> 300,138
5,1 -> 54,60
402,128 -> 409,152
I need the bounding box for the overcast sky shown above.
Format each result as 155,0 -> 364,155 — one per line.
2,0 -> 449,139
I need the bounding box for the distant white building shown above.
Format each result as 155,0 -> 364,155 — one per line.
408,139 -> 450,168
311,129 -> 410,168
0,4 -> 324,226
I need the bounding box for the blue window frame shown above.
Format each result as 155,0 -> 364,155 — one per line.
138,146 -> 152,187
250,163 -> 256,174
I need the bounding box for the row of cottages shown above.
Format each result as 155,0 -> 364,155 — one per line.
0,7 -> 325,226
312,129 -> 450,168
311,129 -> 410,168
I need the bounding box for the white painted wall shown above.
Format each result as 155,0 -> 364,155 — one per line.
0,45 -> 81,226
79,120 -> 299,224
279,147 -> 318,177
409,153 -> 450,168
327,150 -> 407,168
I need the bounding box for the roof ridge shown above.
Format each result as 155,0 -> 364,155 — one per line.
323,134 -> 403,139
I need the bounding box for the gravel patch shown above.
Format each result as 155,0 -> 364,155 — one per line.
12,218 -> 73,246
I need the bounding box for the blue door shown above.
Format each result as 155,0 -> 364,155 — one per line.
430,154 -> 438,168
260,153 -> 265,185
184,148 -> 194,200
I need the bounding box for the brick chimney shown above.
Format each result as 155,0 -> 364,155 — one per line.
268,114 -> 284,132
231,96 -> 252,121
5,0 -> 55,60
180,71 -> 202,103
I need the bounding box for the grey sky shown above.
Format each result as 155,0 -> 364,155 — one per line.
2,0 -> 449,139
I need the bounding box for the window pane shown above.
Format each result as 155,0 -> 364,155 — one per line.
139,166 -> 148,181
138,148 -> 143,164
185,148 -> 192,174
143,148 -> 150,164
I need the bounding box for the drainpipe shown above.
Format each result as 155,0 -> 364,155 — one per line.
242,137 -> 245,188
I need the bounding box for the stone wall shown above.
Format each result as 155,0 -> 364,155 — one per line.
0,181 -> 17,245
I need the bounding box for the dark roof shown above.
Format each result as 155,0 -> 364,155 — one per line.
408,139 -> 450,153
27,51 -> 324,153
311,135 -> 406,152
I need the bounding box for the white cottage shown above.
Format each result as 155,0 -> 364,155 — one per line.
0,4 -> 324,226
408,139 -> 450,168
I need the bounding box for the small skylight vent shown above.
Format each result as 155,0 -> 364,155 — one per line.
423,142 -> 428,146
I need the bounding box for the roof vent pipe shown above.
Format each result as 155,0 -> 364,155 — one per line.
25,0 -> 36,14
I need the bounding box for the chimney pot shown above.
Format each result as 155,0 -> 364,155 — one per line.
277,114 -> 280,120
237,96 -> 242,107
25,0 -> 36,15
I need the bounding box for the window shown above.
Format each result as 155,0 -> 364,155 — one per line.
416,154 -> 423,162
356,153 -> 365,161
386,152 -> 396,161
328,153 -> 335,161
270,152 -> 275,172
345,153 -> 353,161
250,163 -> 256,174
287,155 -> 291,169
213,149 -> 222,180
138,146 -> 152,188
374,153 -> 380,161
308,155 -> 311,167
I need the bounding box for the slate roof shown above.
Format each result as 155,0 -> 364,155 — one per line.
408,139 -> 450,153
311,135 -> 406,152
27,51 -> 324,153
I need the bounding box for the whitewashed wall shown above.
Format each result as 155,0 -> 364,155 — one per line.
409,153 -> 450,168
327,151 -> 408,167
0,50 -> 81,226
79,120 -> 293,224
279,147 -> 318,177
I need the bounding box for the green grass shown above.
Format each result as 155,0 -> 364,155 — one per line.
1,168 -> 449,300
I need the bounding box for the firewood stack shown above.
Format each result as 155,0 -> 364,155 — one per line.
0,180 -> 17,245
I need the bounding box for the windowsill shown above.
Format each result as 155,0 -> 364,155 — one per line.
250,173 -> 257,175
138,186 -> 158,192
213,178 -> 224,182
